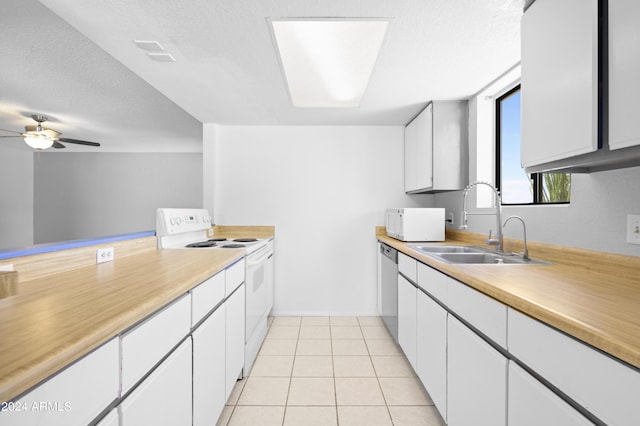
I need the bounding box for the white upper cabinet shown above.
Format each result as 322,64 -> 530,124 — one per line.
521,0 -> 599,168
404,101 -> 467,193
609,0 -> 640,150
404,119 -> 418,192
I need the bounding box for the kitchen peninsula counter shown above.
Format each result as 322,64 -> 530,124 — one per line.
378,230 -> 640,370
0,248 -> 244,403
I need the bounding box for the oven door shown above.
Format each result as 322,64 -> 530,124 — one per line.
245,245 -> 270,340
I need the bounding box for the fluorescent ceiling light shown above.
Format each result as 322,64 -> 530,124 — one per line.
270,19 -> 389,108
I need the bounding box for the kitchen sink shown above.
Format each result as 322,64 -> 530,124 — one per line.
435,252 -> 550,265
408,245 -> 551,265
409,245 -> 485,254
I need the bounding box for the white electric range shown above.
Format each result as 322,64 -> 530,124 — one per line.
156,208 -> 273,376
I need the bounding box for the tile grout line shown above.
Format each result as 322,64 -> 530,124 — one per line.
281,320 -> 302,426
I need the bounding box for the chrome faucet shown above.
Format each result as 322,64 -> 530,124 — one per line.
460,181 -> 503,252
503,215 -> 529,260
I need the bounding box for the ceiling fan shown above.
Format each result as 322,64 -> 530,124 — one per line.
0,115 -> 100,150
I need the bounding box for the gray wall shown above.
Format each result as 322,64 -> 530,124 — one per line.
34,152 -> 202,243
434,165 -> 640,256
0,145 -> 34,249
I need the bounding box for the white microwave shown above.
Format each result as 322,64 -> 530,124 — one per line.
385,208 -> 445,242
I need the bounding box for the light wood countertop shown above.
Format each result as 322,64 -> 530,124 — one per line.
0,248 -> 244,402
377,231 -> 640,370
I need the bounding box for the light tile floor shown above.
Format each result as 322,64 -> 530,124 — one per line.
216,316 -> 445,426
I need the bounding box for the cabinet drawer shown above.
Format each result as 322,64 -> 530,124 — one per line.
120,338 -> 192,426
398,252 -> 417,282
121,294 -> 190,394
508,308 -> 640,426
225,259 -> 245,297
447,279 -> 507,348
191,272 -> 225,326
7,338 -> 119,426
417,262 -> 447,304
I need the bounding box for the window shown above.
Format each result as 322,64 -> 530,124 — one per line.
496,85 -> 570,205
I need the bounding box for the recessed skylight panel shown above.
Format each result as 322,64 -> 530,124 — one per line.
271,19 -> 389,108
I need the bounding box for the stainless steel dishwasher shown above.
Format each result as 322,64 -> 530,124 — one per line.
380,243 -> 398,342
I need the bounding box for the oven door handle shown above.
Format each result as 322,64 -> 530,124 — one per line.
246,246 -> 271,266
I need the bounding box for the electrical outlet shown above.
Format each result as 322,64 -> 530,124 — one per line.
447,212 -> 455,225
97,247 -> 115,264
0,264 -> 14,272
207,228 -> 214,237
627,215 -> 640,245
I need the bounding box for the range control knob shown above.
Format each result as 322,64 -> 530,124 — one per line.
176,217 -> 183,225
170,217 -> 176,226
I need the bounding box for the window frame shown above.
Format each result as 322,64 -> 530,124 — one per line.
495,84 -> 570,206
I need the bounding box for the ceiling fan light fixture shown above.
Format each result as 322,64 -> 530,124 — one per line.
24,134 -> 54,150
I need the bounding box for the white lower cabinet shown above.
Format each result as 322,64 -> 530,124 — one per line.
121,294 -> 191,395
193,305 -> 226,426
447,315 -> 507,426
5,338 -> 119,426
508,361 -> 593,426
120,338 -> 192,426
397,274 -> 417,369
225,283 -> 246,399
416,290 -> 447,422
508,308 -> 640,426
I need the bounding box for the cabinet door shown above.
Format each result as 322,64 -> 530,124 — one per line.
404,119 -> 418,192
415,104 -> 433,190
609,0 -> 640,150
225,283 -> 245,399
120,338 -> 192,426
508,362 -> 593,426
397,274 -> 417,369
5,338 -> 119,426
416,290 -> 447,422
193,305 -> 226,426
521,0 -> 599,167
447,315 -> 507,426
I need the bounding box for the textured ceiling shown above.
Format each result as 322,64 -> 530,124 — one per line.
0,0 -> 202,152
1,0 -> 523,152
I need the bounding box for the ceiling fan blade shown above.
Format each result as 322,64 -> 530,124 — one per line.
52,141 -> 66,149
57,137 -> 100,147
0,128 -> 24,135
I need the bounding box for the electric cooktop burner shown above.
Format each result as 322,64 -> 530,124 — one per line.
234,238 -> 258,242
221,244 -> 246,249
185,241 -> 219,248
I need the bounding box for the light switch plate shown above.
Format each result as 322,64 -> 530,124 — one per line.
626,214 -> 640,245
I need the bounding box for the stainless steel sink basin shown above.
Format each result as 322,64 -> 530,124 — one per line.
408,245 -> 551,265
409,245 -> 484,254
435,252 -> 548,265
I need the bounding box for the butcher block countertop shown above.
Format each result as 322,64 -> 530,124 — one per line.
378,228 -> 640,371
0,248 -> 244,402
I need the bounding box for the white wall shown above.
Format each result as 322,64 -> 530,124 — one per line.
34,153 -> 202,243
0,145 -> 34,249
214,125 -> 433,315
